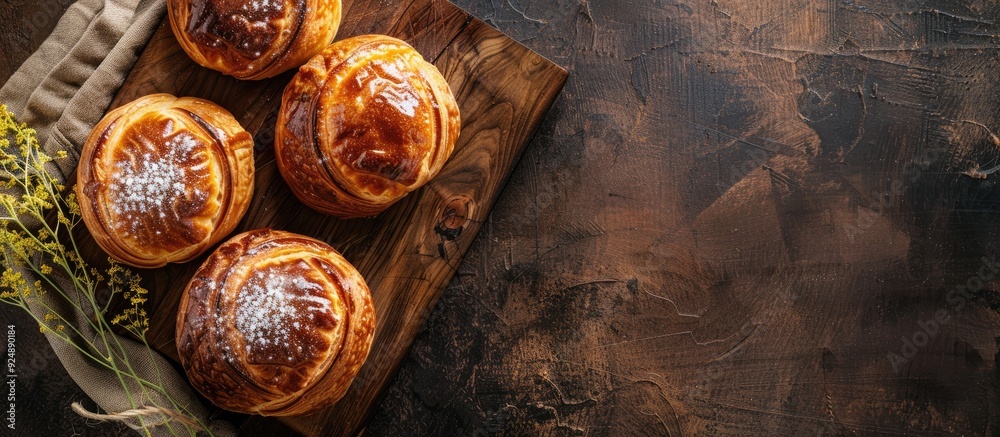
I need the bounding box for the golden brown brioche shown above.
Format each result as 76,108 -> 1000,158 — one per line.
176,228 -> 375,416
166,0 -> 342,80
76,94 -> 254,269
275,34 -> 461,218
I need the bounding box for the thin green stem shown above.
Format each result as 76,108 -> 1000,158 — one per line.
0,109 -> 208,436
2,232 -> 101,336
138,335 -> 209,435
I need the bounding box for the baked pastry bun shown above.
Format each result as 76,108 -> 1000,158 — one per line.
76,94 -> 254,269
166,0 -> 342,80
276,34 -> 461,218
176,228 -> 376,416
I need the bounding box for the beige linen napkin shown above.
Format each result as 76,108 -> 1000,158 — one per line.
1,0 -> 234,435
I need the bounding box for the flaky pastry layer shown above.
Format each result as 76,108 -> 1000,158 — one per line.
276,35 -> 461,218
167,0 -> 342,80
176,229 -> 375,416
76,93 -> 254,268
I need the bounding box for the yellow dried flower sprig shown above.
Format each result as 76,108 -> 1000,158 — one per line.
0,105 -> 206,436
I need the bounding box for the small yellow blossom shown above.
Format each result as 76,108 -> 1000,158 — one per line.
0,105 -> 200,433
65,192 -> 80,216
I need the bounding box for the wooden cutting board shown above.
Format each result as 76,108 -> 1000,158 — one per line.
87,0 -> 567,435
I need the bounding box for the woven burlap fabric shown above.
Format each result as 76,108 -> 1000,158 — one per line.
1,0 -> 234,435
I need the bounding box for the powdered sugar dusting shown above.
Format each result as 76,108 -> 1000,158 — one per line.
243,0 -> 280,13
107,132 -> 202,230
231,267 -> 333,361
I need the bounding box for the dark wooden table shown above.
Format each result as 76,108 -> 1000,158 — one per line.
4,0 -> 1000,435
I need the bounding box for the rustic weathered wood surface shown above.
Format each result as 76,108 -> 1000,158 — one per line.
5,0 -> 1000,435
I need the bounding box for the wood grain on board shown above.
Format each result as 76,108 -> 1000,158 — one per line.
88,0 -> 567,435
